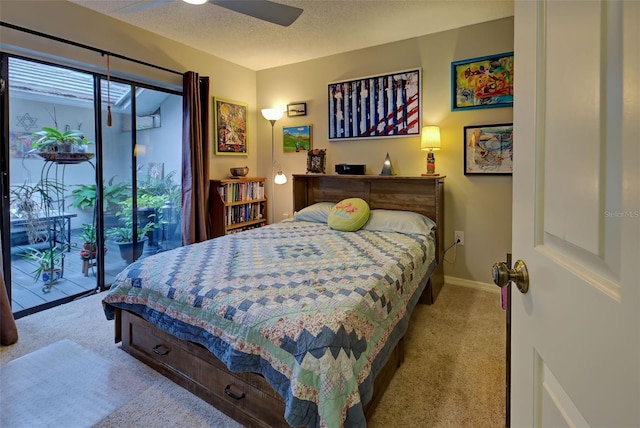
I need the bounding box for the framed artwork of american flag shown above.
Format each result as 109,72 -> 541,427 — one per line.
328,68 -> 421,141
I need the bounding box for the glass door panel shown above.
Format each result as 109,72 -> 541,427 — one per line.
100,78 -> 134,281
101,82 -> 182,284
7,57 -> 98,316
134,88 -> 182,254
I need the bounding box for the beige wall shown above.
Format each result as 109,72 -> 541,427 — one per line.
2,1 -> 513,284
257,17 -> 514,284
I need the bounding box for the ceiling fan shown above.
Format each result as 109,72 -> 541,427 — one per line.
116,0 -> 303,27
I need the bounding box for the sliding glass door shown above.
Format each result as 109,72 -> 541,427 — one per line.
1,55 -> 182,318
101,80 -> 182,280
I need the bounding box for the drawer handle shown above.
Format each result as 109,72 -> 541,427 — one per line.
152,344 -> 170,356
224,384 -> 246,400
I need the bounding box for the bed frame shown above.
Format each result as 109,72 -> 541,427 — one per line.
113,174 -> 445,427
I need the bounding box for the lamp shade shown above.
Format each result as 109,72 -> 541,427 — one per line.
421,126 -> 441,151
274,171 -> 287,185
261,108 -> 284,121
183,0 -> 208,4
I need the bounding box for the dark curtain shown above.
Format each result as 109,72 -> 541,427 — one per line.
181,71 -> 211,245
0,230 -> 18,346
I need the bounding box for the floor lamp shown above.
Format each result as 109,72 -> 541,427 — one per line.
261,108 -> 286,224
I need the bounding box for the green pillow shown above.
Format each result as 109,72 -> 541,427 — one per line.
327,198 -> 370,232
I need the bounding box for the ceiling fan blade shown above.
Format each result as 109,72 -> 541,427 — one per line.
115,0 -> 172,14
210,0 -> 303,27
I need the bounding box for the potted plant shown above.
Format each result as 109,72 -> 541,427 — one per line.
68,176 -> 129,227
137,169 -> 181,242
20,245 -> 66,290
78,223 -> 107,270
79,223 -> 106,254
107,207 -> 156,264
68,177 -> 129,212
31,126 -> 93,163
10,180 -> 63,245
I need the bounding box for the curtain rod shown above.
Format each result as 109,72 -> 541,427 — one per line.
0,21 -> 183,76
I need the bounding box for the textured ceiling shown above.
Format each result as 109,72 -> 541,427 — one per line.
68,0 -> 514,71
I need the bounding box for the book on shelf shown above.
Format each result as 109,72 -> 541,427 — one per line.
217,181 -> 265,203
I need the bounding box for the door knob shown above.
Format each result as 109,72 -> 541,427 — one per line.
492,259 -> 529,294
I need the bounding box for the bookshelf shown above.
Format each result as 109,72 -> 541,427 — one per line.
210,177 -> 267,237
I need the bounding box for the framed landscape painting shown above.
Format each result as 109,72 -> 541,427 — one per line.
283,125 -> 312,152
328,68 -> 421,140
214,97 -> 248,155
452,52 -> 514,111
464,123 -> 513,175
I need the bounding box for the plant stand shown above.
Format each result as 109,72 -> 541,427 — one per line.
38,157 -> 95,291
79,247 -> 107,276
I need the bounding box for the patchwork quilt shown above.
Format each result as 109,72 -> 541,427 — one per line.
103,220 -> 436,427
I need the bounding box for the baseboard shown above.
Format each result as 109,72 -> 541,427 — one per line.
444,276 -> 500,294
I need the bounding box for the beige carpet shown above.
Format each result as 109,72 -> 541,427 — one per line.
1,339 -> 149,428
0,284 -> 506,427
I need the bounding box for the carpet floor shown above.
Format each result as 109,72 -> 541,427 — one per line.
1,339 -> 149,428
0,283 -> 506,427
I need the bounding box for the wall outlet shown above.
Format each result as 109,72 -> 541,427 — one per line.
282,213 -> 290,219
454,230 -> 465,246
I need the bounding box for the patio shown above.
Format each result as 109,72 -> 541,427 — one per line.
9,227 -> 170,317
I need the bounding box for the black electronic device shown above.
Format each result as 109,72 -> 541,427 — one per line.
335,164 -> 366,175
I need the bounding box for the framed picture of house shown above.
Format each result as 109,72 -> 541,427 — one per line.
327,68 -> 421,141
451,52 -> 514,111
214,97 -> 248,155
464,123 -> 513,175
283,125 -> 312,152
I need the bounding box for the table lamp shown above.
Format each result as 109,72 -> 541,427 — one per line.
421,125 -> 441,176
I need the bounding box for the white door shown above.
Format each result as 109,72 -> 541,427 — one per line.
511,1 -> 639,427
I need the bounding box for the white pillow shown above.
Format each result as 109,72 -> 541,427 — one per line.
362,209 -> 436,236
293,202 -> 336,223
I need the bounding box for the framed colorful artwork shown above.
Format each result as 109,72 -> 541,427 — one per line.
283,125 -> 312,152
9,131 -> 36,158
464,123 -> 513,175
214,97 -> 248,155
328,68 -> 421,140
451,52 -> 514,111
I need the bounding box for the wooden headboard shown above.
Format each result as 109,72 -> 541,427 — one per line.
292,174 -> 445,303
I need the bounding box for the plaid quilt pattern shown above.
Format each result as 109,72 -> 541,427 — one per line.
103,221 -> 435,427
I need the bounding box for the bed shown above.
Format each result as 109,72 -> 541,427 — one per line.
103,174 -> 444,427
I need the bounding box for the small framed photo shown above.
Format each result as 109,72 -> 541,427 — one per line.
214,97 -> 248,155
307,149 -> 326,174
287,102 -> 307,117
283,125 -> 312,152
451,52 -> 514,111
464,123 -> 513,175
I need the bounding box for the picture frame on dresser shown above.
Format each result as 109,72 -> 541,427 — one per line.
213,97 -> 248,155
307,149 -> 326,174
463,123 -> 513,175
451,52 -> 514,111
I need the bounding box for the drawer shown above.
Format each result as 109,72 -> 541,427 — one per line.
120,310 -> 288,428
